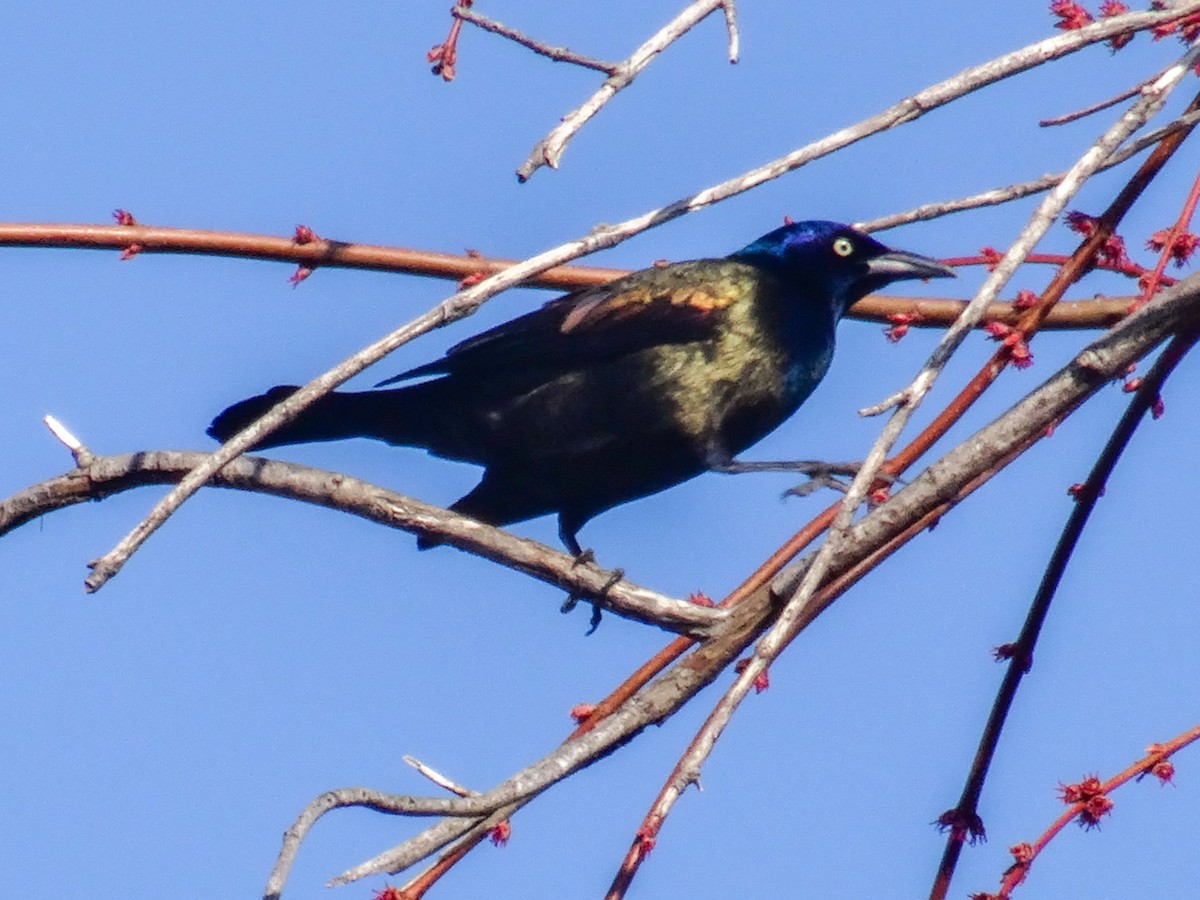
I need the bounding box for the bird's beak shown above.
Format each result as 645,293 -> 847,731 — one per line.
865,250 -> 956,282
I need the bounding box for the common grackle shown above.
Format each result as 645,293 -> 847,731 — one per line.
208,221 -> 954,554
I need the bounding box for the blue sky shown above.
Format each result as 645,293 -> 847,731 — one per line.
3,3 -> 1199,898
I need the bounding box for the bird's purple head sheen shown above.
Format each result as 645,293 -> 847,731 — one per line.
731,219 -> 955,316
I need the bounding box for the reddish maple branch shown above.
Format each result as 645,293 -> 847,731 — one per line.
1134,168 -> 1200,309
985,723 -> 1200,899
0,221 -> 1144,329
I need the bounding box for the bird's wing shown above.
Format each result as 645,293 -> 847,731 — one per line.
377,259 -> 748,385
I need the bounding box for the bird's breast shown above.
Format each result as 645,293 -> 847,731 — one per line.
654,311 -> 831,459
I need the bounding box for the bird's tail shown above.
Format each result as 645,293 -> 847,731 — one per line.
206,384 -> 444,450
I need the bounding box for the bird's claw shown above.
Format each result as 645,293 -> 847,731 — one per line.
715,457 -> 901,499
561,555 -> 625,635
781,464 -> 899,498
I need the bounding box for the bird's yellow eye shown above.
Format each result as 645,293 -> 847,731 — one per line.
832,237 -> 854,258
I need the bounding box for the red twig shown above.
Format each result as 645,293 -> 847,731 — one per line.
427,0 -> 473,82
941,250 -> 1171,285
984,723 -> 1200,898
1132,168 -> 1200,311
0,220 -> 1132,328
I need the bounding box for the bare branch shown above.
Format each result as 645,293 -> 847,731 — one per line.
0,451 -> 722,635
42,415 -> 93,467
403,757 -> 478,798
517,0 -> 731,181
0,220 -> 1145,328
720,1 -> 739,63
454,6 -> 618,73
517,2 -> 1200,181
861,108 -> 1200,233
1040,78 -> 1148,126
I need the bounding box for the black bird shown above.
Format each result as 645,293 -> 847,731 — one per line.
208,221 -> 954,554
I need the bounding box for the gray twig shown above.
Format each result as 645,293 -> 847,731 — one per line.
860,108 -> 1200,233
517,0 -> 733,181
454,6 -> 619,73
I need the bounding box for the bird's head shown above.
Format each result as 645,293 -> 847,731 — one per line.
732,220 -> 956,317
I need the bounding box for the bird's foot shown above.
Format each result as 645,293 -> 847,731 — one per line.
562,551 -> 625,634
714,458 -> 896,499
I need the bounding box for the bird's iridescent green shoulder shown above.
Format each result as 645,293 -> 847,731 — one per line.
550,257 -> 757,333
392,258 -> 764,382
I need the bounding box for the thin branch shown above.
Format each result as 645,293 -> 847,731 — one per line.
0,220 -> 1143,329
454,6 -> 618,73
0,451 -> 721,636
1132,165 -> 1200,308
517,2 -> 1200,181
720,0 -> 739,62
42,415 -> 92,467
517,0 -> 730,181
1039,77 -> 1150,126
265,788 -> 515,899
403,757 -> 478,798
986,723 -> 1200,898
861,108 -> 1200,232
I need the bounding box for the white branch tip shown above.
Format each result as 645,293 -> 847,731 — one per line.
43,414 -> 92,464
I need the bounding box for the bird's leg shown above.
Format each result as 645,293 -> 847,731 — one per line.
559,520 -> 585,560
558,515 -> 623,634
